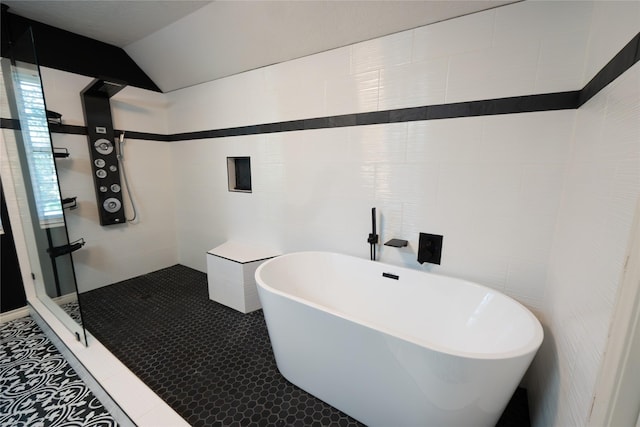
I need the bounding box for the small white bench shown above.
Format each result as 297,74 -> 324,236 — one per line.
206,242 -> 279,313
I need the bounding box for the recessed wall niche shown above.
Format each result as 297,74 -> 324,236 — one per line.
227,157 -> 252,193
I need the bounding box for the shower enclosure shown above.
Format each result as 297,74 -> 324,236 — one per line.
1,27 -> 86,344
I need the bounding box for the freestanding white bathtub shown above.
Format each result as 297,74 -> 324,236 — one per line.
255,252 -> 543,427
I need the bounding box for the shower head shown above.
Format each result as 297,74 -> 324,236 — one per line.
81,77 -> 127,98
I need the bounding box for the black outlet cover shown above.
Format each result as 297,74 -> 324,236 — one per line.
418,232 -> 443,265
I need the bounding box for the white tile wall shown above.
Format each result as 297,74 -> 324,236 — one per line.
536,29 -> 590,93
163,5 -> 638,427
348,122 -> 407,164
166,1 -> 609,132
528,62 -> 640,427
406,116 -> 484,162
266,73 -> 326,122
167,70 -> 273,133
40,68 -> 178,292
111,87 -> 170,135
582,1 -> 640,85
349,31 -> 412,75
171,109 -> 575,305
378,58 -> 448,110
492,1 -> 593,49
411,9 -> 495,62
446,40 -> 541,103
325,70 -> 379,116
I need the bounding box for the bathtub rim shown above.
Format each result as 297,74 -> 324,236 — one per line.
255,251 -> 544,361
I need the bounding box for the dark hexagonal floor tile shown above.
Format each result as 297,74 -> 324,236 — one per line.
79,264 -> 529,426
80,265 -> 363,426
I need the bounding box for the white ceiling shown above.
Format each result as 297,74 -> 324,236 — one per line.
2,0 -> 517,92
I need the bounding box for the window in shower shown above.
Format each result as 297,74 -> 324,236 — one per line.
12,67 -> 63,228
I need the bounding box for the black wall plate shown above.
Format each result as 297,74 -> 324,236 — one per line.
418,232 -> 443,265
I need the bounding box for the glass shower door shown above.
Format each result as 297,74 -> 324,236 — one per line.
1,28 -> 86,344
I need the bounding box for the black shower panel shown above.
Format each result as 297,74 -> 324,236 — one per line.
80,78 -> 126,226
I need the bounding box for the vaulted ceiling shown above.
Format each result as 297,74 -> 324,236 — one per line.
1,1 -> 516,92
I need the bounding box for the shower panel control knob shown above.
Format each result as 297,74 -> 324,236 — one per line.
96,169 -> 107,178
94,158 -> 106,168
99,186 -> 108,192
94,138 -> 114,155
109,165 -> 117,172
103,198 -> 122,213
110,184 -> 121,193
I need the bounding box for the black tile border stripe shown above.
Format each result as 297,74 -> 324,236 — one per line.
46,123 -> 170,142
50,123 -> 88,136
579,32 -> 640,107
117,130 -> 171,141
1,117 -> 19,129
2,32 -> 638,142
167,91 -> 581,142
0,119 -> 171,141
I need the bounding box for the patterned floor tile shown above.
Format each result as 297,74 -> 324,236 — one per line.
0,316 -> 118,426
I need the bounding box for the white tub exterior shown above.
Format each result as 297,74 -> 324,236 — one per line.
255,252 -> 543,427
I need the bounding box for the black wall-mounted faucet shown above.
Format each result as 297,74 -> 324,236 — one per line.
368,207 -> 379,261
384,239 -> 408,248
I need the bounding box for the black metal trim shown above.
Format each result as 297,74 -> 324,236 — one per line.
62,196 -> 78,210
206,252 -> 276,265
53,147 -> 70,158
46,238 -> 85,258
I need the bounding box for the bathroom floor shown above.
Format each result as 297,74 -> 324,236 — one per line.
79,264 -> 530,427
0,315 -> 118,426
